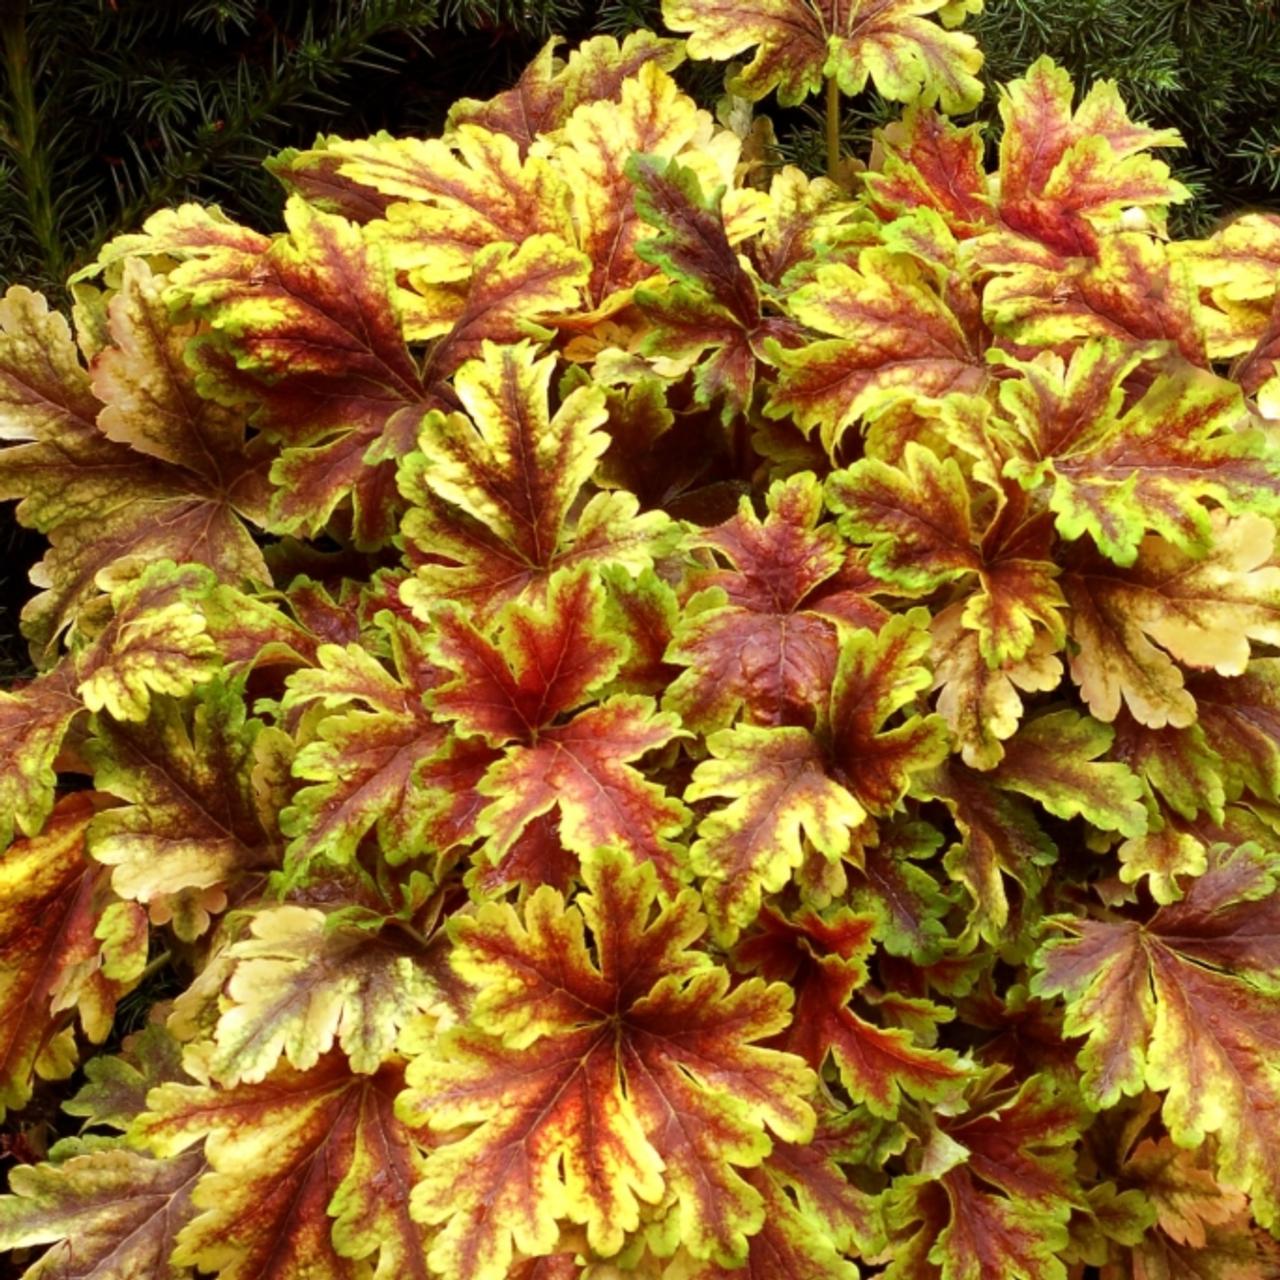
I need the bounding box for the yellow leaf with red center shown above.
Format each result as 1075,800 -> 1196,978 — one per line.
86,679 -> 291,941
686,724 -> 866,941
0,270 -> 270,661
826,611 -> 951,817
998,343 -> 1278,566
1033,841 -> 1280,1228
445,31 -> 685,156
428,571 -> 689,890
133,1055 -> 430,1280
278,618 -> 491,881
1063,515 -> 1280,729
667,1109 -> 883,1278
0,795 -> 146,1119
629,155 -> 801,421
333,126 -> 574,285
398,848 -> 815,1279
734,905 -> 969,1117
399,341 -> 675,624
884,1075 -> 1083,1280
662,0 -> 984,113
766,248 -> 987,455
828,441 -> 1065,666
982,233 -> 1207,365
175,197 -> 435,547
664,472 -> 887,734
1189,660 -> 1280,804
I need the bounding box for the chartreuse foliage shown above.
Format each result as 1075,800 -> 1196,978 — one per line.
3,4 -> 1280,1278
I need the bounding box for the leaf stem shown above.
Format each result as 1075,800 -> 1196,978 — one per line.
826,75 -> 841,182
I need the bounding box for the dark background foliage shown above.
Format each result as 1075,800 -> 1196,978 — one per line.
2,0 -> 1279,679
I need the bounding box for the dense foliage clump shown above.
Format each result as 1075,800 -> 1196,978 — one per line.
2,2 -> 1280,1277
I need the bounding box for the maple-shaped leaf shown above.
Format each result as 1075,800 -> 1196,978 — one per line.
829,441 -> 1066,666
735,905 -> 969,1117
931,605 -> 1063,770
825,610 -> 951,817
73,561 -> 222,723
1121,1137 -> 1247,1252
992,57 -> 1187,258
664,472 -> 887,733
399,341 -> 675,622
134,1055 -> 430,1280
552,62 -> 751,313
766,247 -> 987,455
206,905 -> 438,1085
320,126 -> 574,287
0,660 -> 83,849
662,0 -> 984,113
400,848 -> 815,1278
428,571 -> 690,889
669,1110 -> 883,1278
0,1142 -> 204,1280
1033,842 -> 1280,1227
445,31 -> 685,155
686,724 -> 866,941
998,342 -> 1279,566
0,795 -> 146,1120
279,621 -> 489,879
982,233 -> 1208,366
748,165 -> 865,289
86,679 -> 291,940
884,1075 -> 1083,1280
178,196 -> 439,547
1063,514 -> 1280,729
0,271 -> 270,661
627,155 -> 800,420
987,710 -> 1147,838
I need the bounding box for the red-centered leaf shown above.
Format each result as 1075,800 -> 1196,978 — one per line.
0,659 -> 83,849
993,56 -> 1187,258
0,271 -> 270,661
278,622 -> 490,879
665,472 -> 887,733
1033,843 -> 1280,1228
0,1142 -> 205,1280
133,1056 -> 429,1280
628,155 -> 799,420
866,106 -> 991,240
673,1110 -> 883,1278
766,247 -> 987,454
429,572 -> 689,889
180,196 -> 435,547
1188,661 -> 1280,803
999,342 -> 1278,567
662,0 -> 984,112
86,680 -> 290,941
553,62 -> 725,312
687,724 -> 866,941
429,570 -> 625,743
0,795 -> 144,1119
266,135 -> 394,221
1063,515 -> 1280,729
400,341 -> 675,623
827,611 -> 951,817
736,906 -> 968,1118
399,849 -> 815,1279
323,127 -> 574,287
412,235 -> 589,371
446,31 -> 685,155
982,232 -> 1208,366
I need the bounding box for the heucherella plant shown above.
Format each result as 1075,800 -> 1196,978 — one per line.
2,0 -> 1280,1274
